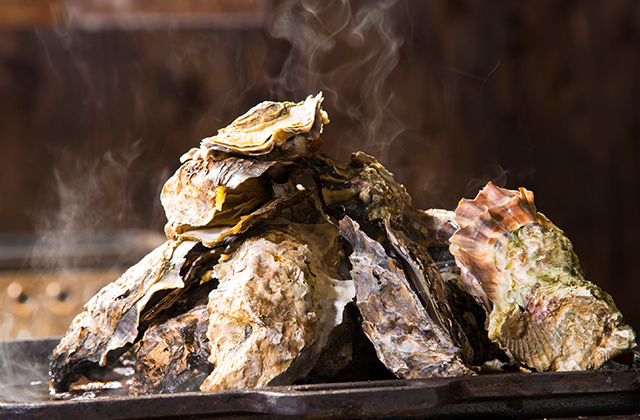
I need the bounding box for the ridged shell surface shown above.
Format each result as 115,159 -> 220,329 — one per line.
449,182 -> 635,371
181,93 -> 328,162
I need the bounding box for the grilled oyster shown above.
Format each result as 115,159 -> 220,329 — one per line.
181,93 -> 328,162
449,182 -> 636,371
161,157 -> 277,237
201,222 -> 355,390
130,305 -> 213,395
340,216 -> 472,378
313,152 -> 474,368
50,240 -> 199,391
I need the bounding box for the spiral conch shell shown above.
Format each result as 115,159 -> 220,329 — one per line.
449,182 -> 636,372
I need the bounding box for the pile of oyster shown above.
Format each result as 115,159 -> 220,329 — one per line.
49,94 -> 636,395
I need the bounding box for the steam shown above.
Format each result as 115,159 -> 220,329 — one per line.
0,339 -> 52,402
30,141 -> 162,270
464,165 -> 509,198
268,0 -> 404,161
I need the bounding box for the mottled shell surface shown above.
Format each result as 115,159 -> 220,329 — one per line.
130,305 -> 213,395
449,182 -> 636,372
50,240 -> 197,391
161,157 -> 275,236
201,224 -> 355,391
313,152 -> 474,364
181,93 -> 328,162
339,216 -> 472,379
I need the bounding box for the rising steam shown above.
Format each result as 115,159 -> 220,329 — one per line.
268,0 -> 404,162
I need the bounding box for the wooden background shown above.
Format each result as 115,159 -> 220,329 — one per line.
1,0 -> 639,333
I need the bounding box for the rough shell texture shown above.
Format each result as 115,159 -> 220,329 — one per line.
313,152 -> 473,364
49,240 -> 197,391
175,190 -> 313,248
161,157 -> 275,236
181,93 -> 328,162
449,182 -> 636,371
130,305 -> 213,395
200,224 -> 355,391
339,216 -> 472,378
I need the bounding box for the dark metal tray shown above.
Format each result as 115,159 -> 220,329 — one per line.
1,338 -> 639,419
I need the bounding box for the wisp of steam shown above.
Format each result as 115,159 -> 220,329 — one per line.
268,0 -> 403,162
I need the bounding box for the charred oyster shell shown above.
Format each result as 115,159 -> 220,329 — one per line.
449,182 -> 636,371
313,152 -> 474,367
130,305 -> 213,395
339,216 -> 472,378
50,240 -> 199,391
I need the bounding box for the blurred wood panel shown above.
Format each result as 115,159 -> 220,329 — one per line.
0,0 -> 64,27
66,0 -> 270,29
0,269 -> 122,339
0,0 -> 639,332
0,0 -> 269,28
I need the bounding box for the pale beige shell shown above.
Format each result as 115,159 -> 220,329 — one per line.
181,93 -> 329,162
160,157 -> 274,236
449,182 -> 636,372
201,224 -> 354,391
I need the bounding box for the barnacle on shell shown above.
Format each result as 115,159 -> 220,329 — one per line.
449,182 -> 636,372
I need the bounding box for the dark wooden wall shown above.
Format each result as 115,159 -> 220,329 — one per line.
1,0 -> 639,330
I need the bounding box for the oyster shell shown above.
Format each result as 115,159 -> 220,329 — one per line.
174,189 -> 313,248
449,182 -> 636,371
201,223 -> 355,390
339,216 -> 472,378
181,93 -> 328,162
50,240 -> 199,391
160,157 -> 277,236
130,305 -> 213,395
313,152 -> 474,365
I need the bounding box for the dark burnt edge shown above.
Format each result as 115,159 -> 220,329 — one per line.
49,242 -> 224,393
312,152 -> 480,367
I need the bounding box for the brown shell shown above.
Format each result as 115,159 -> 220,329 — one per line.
340,216 -> 473,378
49,240 -> 198,391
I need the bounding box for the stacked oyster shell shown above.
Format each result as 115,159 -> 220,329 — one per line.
50,94 -> 636,396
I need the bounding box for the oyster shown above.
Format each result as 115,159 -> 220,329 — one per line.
160,157 -> 277,236
181,93 -> 328,162
313,152 -> 474,367
130,305 -> 213,395
50,240 -> 199,391
339,216 -> 472,378
449,182 -> 636,371
201,223 -> 355,390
